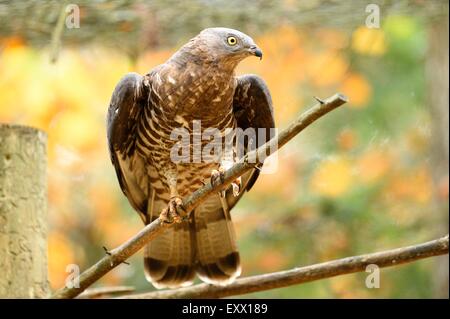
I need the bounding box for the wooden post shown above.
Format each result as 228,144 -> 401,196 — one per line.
0,124 -> 49,298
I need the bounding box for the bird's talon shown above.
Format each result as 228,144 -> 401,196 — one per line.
160,208 -> 173,224
211,168 -> 226,187
160,196 -> 186,224
232,182 -> 240,197
232,176 -> 241,197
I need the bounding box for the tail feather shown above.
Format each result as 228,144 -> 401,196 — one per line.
144,194 -> 241,288
144,219 -> 196,289
193,194 -> 241,285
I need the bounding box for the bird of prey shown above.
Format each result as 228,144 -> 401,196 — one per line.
107,27 -> 275,289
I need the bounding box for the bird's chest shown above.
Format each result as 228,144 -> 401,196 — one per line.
154,68 -> 235,124
139,69 -> 236,173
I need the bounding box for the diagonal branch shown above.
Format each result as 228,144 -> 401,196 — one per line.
121,235 -> 449,299
50,93 -> 348,299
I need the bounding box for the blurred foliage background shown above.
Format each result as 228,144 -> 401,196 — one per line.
0,0 -> 448,298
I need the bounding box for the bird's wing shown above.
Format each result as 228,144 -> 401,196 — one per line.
227,74 -> 275,209
107,72 -> 151,224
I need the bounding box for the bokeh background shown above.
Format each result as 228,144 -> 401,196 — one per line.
0,0 -> 448,298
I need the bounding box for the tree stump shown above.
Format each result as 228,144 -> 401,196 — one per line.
0,124 -> 49,298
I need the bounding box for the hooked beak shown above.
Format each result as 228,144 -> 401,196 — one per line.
249,45 -> 263,60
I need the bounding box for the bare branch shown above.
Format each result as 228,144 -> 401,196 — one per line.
49,1 -> 67,63
50,93 -> 348,299
121,235 -> 449,299
77,286 -> 135,299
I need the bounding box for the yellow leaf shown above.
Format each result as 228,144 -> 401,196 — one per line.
352,26 -> 387,56
310,156 -> 353,197
51,110 -> 101,151
307,51 -> 348,86
48,232 -> 74,288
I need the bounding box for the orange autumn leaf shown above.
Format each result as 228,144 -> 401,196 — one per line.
340,73 -> 372,107
1,36 -> 25,49
356,149 -> 392,183
337,128 -> 359,151
257,249 -> 289,272
387,167 -> 433,204
250,156 -> 298,200
315,29 -> 349,50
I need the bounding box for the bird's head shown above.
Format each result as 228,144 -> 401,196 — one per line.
190,27 -> 262,67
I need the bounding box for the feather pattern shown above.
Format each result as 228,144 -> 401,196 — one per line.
107,28 -> 275,289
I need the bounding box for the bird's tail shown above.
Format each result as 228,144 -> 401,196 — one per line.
144,195 -> 240,288
192,194 -> 241,285
144,219 -> 196,289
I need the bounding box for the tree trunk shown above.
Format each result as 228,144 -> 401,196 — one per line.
426,12 -> 449,298
0,124 -> 49,298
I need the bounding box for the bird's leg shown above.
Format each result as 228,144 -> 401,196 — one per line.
231,176 -> 242,197
211,166 -> 226,197
210,130 -> 241,197
210,160 -> 241,198
160,169 -> 187,224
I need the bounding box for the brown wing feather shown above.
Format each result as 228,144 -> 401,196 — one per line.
227,74 -> 275,208
107,72 -> 151,223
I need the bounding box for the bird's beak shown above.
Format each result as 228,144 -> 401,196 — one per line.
249,46 -> 263,60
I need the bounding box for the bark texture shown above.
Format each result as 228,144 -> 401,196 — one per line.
0,124 -> 49,298
122,235 -> 449,299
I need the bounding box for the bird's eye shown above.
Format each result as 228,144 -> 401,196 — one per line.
227,36 -> 237,46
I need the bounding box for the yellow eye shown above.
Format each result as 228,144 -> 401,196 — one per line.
227,36 -> 237,46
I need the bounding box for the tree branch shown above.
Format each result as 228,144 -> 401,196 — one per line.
121,235 -> 449,299
49,1 -> 67,63
77,286 -> 135,299
51,93 -> 348,299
